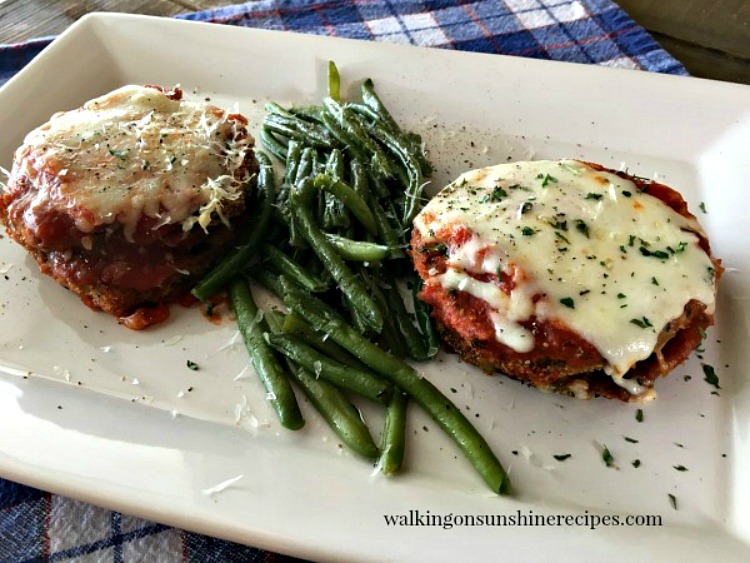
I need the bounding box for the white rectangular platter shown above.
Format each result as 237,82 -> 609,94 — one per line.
0,13 -> 749,562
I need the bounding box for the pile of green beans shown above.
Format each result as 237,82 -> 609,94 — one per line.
192,63 -> 510,494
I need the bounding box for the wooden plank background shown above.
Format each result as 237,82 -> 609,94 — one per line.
0,0 -> 748,84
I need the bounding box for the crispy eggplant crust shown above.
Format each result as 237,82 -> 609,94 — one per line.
0,85 -> 258,326
411,163 -> 722,401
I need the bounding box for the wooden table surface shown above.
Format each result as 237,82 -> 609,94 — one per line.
0,0 -> 748,84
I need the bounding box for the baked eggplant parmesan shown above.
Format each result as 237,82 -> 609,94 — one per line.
0,85 -> 257,328
411,160 -> 721,401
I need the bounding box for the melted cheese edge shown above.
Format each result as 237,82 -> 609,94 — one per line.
414,160 -> 717,389
14,85 -> 252,238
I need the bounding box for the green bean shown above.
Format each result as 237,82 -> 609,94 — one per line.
312,174 -> 377,235
262,244 -> 329,293
323,150 -> 349,229
324,233 -> 393,262
347,102 -> 380,123
191,152 -> 276,301
267,305 -> 379,458
379,390 -> 408,475
266,306 -> 380,459
358,268 -> 407,358
265,333 -> 392,404
403,130 -> 432,176
229,278 -> 304,430
361,78 -> 400,133
360,169 -> 388,202
368,193 -> 405,259
285,147 -> 317,248
323,97 -> 394,179
382,275 -> 430,361
361,79 -> 432,176
323,197 -> 350,230
343,292 -> 372,336
279,279 -> 510,495
411,274 -> 440,358
289,105 -> 325,123
290,178 -> 383,333
283,312 -> 366,368
284,139 -> 303,186
265,101 -> 296,120
310,146 -> 323,176
260,127 -> 288,161
350,159 -> 370,198
288,364 -> 379,459
294,147 -> 315,185
328,60 -> 341,101
264,113 -> 337,149
370,125 -> 424,227
325,148 -> 345,180
321,112 -> 374,171
276,139 -> 298,230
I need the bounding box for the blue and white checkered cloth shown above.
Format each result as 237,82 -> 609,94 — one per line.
0,0 -> 686,560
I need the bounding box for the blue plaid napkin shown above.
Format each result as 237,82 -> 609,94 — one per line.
0,0 -> 686,560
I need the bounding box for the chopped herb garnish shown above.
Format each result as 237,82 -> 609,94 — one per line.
624,436 -> 639,444
555,231 -> 570,244
520,201 -> 534,214
560,297 -> 575,309
702,364 -> 720,389
673,465 -> 688,472
622,190 -> 632,197
549,216 -> 568,231
108,148 -> 128,159
585,193 -> 603,200
490,187 -> 508,201
553,453 -> 572,461
630,317 -> 653,329
639,246 -> 670,259
617,293 -> 626,299
632,459 -> 641,468
602,446 -> 614,467
668,494 -> 678,510
574,219 -> 590,238
651,276 -> 659,286
186,360 -> 200,371
628,234 -> 636,247
636,409 -> 644,423
521,226 -> 538,236
699,201 -> 707,214
537,173 -> 558,187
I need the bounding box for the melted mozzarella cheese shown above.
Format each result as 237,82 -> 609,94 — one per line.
15,85 -> 252,238
414,160 -> 717,380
